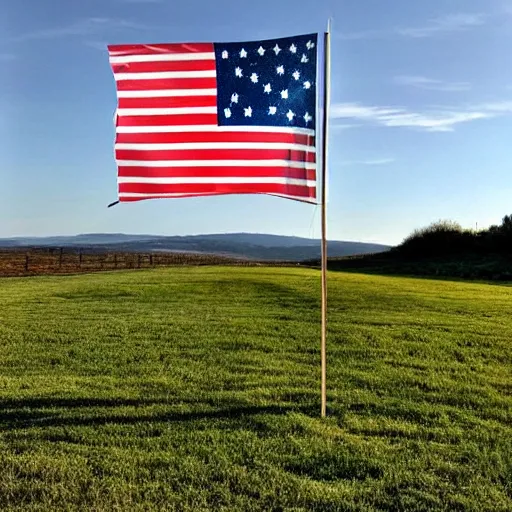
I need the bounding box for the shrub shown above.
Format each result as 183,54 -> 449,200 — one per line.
399,220 -> 476,257
399,215 -> 512,257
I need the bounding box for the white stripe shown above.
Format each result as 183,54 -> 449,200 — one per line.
117,159 -> 316,169
114,70 -> 216,81
117,107 -> 217,116
116,125 -> 315,136
110,52 -> 215,64
117,89 -> 217,98
119,177 -> 316,186
115,142 -> 316,152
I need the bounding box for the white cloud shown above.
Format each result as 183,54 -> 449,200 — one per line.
338,12 -> 486,40
10,18 -> 148,43
395,75 -> 471,92
477,101 -> 512,113
331,102 -> 502,132
397,13 -> 486,38
331,123 -> 358,130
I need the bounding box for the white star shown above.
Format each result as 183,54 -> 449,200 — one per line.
244,106 -> 252,117
231,93 -> 239,104
263,83 -> 272,94
286,110 -> 295,122
303,81 -> 311,89
222,50 -> 229,59
304,112 -> 312,124
224,108 -> 232,118
276,65 -> 285,76
240,48 -> 247,58
292,70 -> 300,81
269,106 -> 277,115
250,73 -> 259,84
273,44 -> 281,55
306,40 -> 315,50
280,89 -> 288,99
289,43 -> 297,54
235,67 -> 243,78
257,46 -> 265,56
301,54 -> 309,63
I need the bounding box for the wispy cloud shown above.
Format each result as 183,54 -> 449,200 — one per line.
397,13 -> 486,38
340,158 -> 395,166
332,123 -> 358,130
395,75 -> 472,92
9,17 -> 149,43
477,101 -> 512,114
330,102 -> 508,132
338,12 -> 486,40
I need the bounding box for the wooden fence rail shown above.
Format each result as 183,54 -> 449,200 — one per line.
0,248 -> 291,277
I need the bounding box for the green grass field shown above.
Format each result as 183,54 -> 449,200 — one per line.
0,267 -> 511,511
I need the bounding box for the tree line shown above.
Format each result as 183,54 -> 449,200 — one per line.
398,215 -> 512,257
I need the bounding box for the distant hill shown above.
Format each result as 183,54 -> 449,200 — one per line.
0,233 -> 391,261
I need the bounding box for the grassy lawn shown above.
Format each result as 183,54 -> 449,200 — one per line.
0,267 -> 510,511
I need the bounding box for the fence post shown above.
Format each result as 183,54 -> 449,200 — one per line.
79,250 -> 82,268
138,254 -> 141,268
59,247 -> 63,269
25,254 -> 29,272
114,254 -> 117,268
150,254 -> 153,266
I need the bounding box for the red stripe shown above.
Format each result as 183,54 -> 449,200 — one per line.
108,43 -> 214,56
116,77 -> 218,91
115,131 -> 315,145
117,96 -> 217,109
116,114 -> 218,127
118,166 -> 316,180
120,193 -> 211,201
112,60 -> 215,74
119,182 -> 316,197
120,191 -> 316,203
115,149 -> 316,162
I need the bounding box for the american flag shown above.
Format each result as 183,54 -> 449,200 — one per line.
108,33 -> 318,203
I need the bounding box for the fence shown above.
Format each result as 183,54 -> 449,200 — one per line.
0,248 -> 272,277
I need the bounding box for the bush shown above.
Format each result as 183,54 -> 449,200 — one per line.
399,215 -> 512,257
399,220 -> 476,257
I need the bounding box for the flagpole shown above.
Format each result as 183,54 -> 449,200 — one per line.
320,20 -> 331,418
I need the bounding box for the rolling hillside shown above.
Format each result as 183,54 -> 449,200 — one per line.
0,233 -> 390,261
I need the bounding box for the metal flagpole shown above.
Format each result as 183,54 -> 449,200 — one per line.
320,20 -> 331,418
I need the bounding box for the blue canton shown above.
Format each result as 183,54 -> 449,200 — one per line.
214,34 -> 318,129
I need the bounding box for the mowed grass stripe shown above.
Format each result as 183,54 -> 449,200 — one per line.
0,267 -> 510,511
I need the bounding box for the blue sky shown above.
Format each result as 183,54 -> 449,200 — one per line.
2,0 -> 511,245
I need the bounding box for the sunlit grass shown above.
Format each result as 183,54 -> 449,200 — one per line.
0,267 -> 510,511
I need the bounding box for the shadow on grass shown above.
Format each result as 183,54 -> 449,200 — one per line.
0,397 -> 316,431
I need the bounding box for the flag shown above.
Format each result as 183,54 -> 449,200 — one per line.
108,33 -> 318,204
